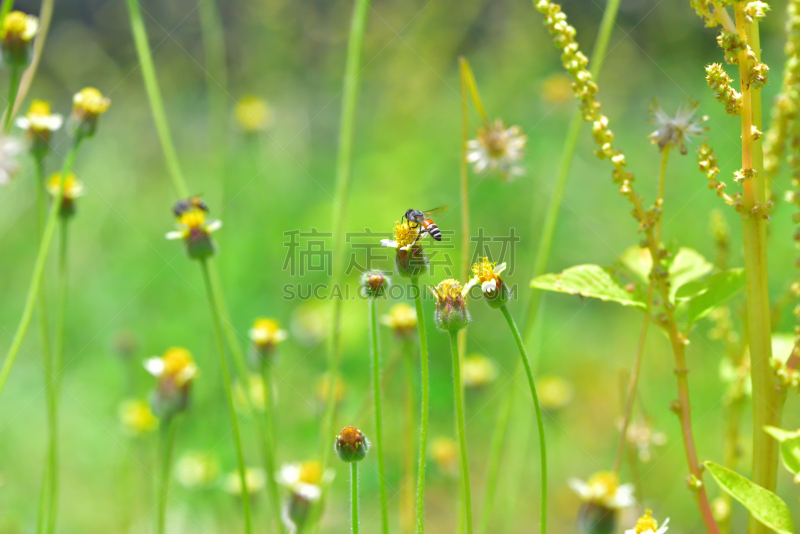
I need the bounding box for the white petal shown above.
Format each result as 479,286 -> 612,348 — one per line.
165,231 -> 185,240
380,239 -> 398,249
144,357 -> 164,377
275,330 -> 289,342
462,278 -> 478,295
494,263 -> 507,275
610,483 -> 635,508
294,483 -> 321,501
206,219 -> 222,232
276,464 -> 300,486
481,279 -> 497,294
567,478 -> 590,499
14,117 -> 30,130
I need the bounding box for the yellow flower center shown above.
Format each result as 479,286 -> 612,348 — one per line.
478,120 -> 511,158
162,347 -> 194,377
386,303 -> 417,331
73,87 -> 110,116
433,279 -> 464,303
471,257 -> 499,284
234,96 -> 271,132
47,173 -> 80,199
2,11 -> 35,41
178,209 -> 206,230
635,510 -> 659,533
298,461 -> 323,485
28,99 -> 51,117
587,471 -> 618,500
119,400 -> 159,434
393,220 -> 420,248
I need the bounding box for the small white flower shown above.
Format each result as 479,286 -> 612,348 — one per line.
466,119 -> 526,179
462,259 -> 506,295
569,471 -> 634,510
276,461 -> 333,501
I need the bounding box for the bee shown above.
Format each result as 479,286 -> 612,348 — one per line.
173,195 -> 209,217
404,206 -> 449,243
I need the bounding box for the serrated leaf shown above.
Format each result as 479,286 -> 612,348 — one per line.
764,426 -> 800,477
684,269 -> 746,326
530,265 -> 646,309
704,461 -> 795,534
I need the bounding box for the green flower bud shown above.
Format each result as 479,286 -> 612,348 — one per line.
429,279 -> 470,333
395,245 -> 428,279
361,271 -> 389,299
334,426 -> 370,463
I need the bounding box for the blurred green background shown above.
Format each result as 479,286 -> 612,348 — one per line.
0,0 -> 799,532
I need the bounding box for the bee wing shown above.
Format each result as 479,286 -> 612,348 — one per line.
422,206 -> 450,217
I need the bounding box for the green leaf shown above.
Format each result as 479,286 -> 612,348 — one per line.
530,265 -> 646,309
618,247 -> 713,301
683,269 -> 746,325
668,248 -> 714,300
764,426 -> 800,477
704,461 -> 795,534
618,246 -> 651,285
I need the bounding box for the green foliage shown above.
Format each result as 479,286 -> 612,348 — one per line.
534,248 -> 743,331
675,269 -> 746,327
704,461 -> 795,534
530,265 -> 647,310
764,426 -> 800,479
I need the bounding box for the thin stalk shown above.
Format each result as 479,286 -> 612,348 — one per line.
207,262 -> 250,382
34,155 -> 53,534
614,146 -> 669,474
522,0 -> 622,339
3,64 -> 21,132
498,304 -> 546,534
10,0 -> 55,120
459,59 -> 489,125
457,57 -> 471,382
480,0 -> 620,518
260,360 -> 286,534
369,298 -> 389,534
319,0 -> 371,473
411,277 -> 429,534
0,138 -> 81,395
196,0 -> 228,160
448,331 -> 473,534
350,462 -> 360,534
124,0 -> 189,198
401,339 -> 415,534
0,0 -> 13,26
156,416 -> 178,534
46,218 -> 68,534
199,259 -> 253,534
720,396 -> 745,534
732,10 -> 779,531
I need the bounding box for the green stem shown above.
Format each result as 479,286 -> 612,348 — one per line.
34,155 -> 53,534
499,305 -> 546,534
411,277 -> 429,534
199,259 -> 253,534
369,299 -> 389,534
207,262 -> 250,382
318,0 -> 371,522
0,0 -> 13,26
196,0 -> 228,153
45,218 -> 68,534
0,137 -> 81,396
350,462 -> 359,534
260,360 -> 286,534
401,340 -> 416,534
156,416 -> 178,534
3,64 -> 21,133
732,10 -> 779,532
448,331 -> 473,534
124,0 -> 189,198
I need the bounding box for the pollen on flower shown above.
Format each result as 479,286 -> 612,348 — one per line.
1,11 -> 38,43
47,173 -> 83,200
634,510 -> 659,533
588,471 -> 619,500
118,399 -> 159,435
161,347 -> 196,385
73,87 -> 111,117
250,318 -> 287,347
393,220 -> 420,249
298,461 -> 323,486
